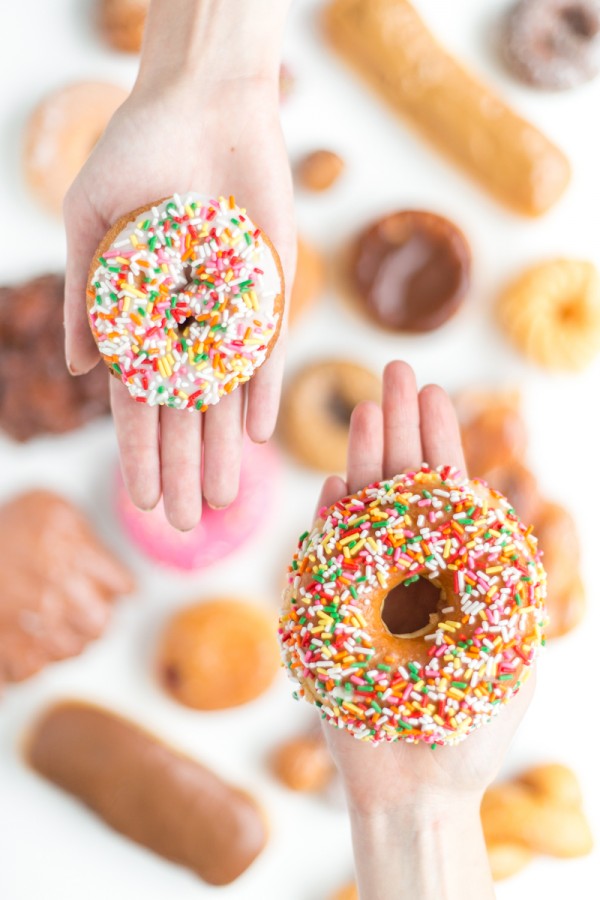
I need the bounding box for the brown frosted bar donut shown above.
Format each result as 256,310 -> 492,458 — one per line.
27,702 -> 268,886
324,0 -> 571,216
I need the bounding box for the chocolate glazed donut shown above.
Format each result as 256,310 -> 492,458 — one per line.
352,211 -> 471,333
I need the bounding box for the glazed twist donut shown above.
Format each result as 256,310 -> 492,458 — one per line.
87,193 -> 284,409
498,258 -> 600,371
279,465 -> 546,745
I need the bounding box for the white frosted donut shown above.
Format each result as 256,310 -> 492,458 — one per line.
87,193 -> 284,410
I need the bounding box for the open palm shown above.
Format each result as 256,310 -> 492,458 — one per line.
318,361 -> 535,815
64,80 -> 295,530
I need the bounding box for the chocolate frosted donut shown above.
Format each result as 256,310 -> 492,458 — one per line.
0,274 -> 109,441
28,702 -> 267,885
503,0 -> 600,90
353,211 -> 471,332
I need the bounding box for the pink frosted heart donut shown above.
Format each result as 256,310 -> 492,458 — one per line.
116,439 -> 280,570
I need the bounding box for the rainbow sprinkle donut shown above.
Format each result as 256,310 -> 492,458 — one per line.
279,465 -> 546,746
87,193 -> 284,409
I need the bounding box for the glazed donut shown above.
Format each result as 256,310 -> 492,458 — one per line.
280,465 -> 546,745
23,82 -> 127,216
498,258 -> 600,371
280,360 -> 381,471
99,0 -> 148,53
157,598 -> 280,710
87,193 -> 284,409
289,237 -> 325,326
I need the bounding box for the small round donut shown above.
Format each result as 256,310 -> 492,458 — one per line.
99,0 -> 148,52
503,0 -> 600,91
498,258 -> 600,371
23,82 -> 127,216
87,193 -> 284,409
280,360 -> 381,471
352,210 -> 471,333
158,598 -> 280,710
280,465 -> 546,745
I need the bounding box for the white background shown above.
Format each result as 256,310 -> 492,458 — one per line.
1,0 -> 599,897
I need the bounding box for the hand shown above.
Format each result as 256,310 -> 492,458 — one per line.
314,361 -> 535,899
64,4 -> 295,531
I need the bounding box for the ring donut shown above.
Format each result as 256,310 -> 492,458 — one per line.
279,465 -> 546,745
503,0 -> 600,91
87,193 -> 284,409
23,81 -> 127,216
498,258 -> 600,371
280,360 -> 381,471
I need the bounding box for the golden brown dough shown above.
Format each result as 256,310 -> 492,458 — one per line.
487,842 -> 534,881
99,0 -> 148,52
0,491 -> 133,689
270,731 -> 335,792
157,598 -> 280,710
290,237 -> 326,325
498,259 -> 600,370
23,82 -> 127,216
324,0 -> 570,216
481,763 -> 593,860
280,359 -> 381,471
28,701 -> 268,886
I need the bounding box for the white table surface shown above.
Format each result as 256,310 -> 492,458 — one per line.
1,1 -> 599,897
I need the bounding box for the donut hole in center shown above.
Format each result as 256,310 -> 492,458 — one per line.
560,5 -> 599,38
328,390 -> 355,427
381,576 -> 442,638
558,297 -> 583,325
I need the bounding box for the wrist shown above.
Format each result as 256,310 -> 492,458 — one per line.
136,0 -> 291,94
349,799 -> 493,900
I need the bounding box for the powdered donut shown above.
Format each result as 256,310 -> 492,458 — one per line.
23,81 -> 127,216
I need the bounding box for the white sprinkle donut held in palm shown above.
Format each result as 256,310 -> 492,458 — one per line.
280,464 -> 546,746
87,193 -> 284,410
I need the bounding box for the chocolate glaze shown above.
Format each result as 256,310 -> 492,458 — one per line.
0,274 -> 109,441
28,702 -> 268,886
353,211 -> 471,332
0,491 -> 133,688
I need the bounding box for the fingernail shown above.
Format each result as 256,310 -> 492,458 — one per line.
66,359 -> 79,375
206,500 -> 227,510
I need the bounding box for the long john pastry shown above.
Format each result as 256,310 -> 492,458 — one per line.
324,0 -> 570,216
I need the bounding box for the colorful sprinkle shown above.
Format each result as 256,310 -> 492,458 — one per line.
279,466 -> 546,746
88,193 -> 282,409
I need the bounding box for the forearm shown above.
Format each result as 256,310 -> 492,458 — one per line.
349,801 -> 494,900
137,0 -> 292,89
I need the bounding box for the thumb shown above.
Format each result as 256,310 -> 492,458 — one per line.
64,185 -> 106,375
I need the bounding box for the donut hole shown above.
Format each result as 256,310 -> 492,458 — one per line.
381,576 -> 442,638
560,5 -> 599,38
178,315 -> 197,335
557,298 -> 583,325
327,389 -> 355,426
